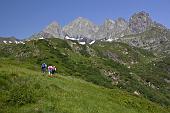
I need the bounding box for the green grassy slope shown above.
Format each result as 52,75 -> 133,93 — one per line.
0,64 -> 169,113
0,38 -> 170,107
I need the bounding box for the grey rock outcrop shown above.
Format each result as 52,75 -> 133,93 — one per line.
42,21 -> 63,38
129,11 -> 152,34
119,27 -> 170,54
26,11 -> 170,54
63,17 -> 99,40
28,21 -> 64,40
96,18 -> 128,40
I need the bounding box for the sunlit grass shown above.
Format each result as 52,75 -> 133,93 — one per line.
0,64 -> 169,113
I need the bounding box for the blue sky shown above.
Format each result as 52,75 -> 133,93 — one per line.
0,0 -> 170,39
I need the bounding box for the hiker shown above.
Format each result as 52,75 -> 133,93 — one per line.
52,66 -> 57,74
48,65 -> 53,77
41,63 -> 47,73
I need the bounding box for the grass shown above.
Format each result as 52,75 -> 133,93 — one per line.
0,38 -> 170,107
0,64 -> 170,113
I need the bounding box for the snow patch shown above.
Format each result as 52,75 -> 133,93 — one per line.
9,41 -> 12,43
89,40 -> 95,45
106,38 -> 113,42
79,42 -> 86,45
39,37 -> 44,39
15,41 -> 19,44
3,40 -> 7,44
65,36 -> 78,41
120,34 -> 124,37
20,41 -> 25,44
2,40 -> 25,44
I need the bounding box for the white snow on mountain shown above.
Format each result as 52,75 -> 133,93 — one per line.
89,40 -> 95,45
15,41 -> 19,44
120,34 -> 124,37
65,36 -> 78,41
79,42 -> 86,45
3,40 -> 7,44
39,37 -> 44,39
106,38 -> 113,42
20,41 -> 25,44
14,41 -> 25,44
9,41 -> 12,43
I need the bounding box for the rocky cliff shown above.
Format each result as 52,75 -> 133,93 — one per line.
27,11 -> 170,54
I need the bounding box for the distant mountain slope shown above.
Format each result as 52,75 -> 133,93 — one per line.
119,26 -> 170,55
0,36 -> 23,44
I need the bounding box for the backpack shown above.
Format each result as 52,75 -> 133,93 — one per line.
42,63 -> 47,68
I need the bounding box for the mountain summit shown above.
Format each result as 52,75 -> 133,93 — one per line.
129,11 -> 152,34
32,11 -> 167,41
63,17 -> 99,39
42,21 -> 63,38
25,11 -> 170,54
96,18 -> 128,40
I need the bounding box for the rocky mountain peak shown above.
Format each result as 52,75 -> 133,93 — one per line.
116,17 -> 126,22
72,17 -> 93,23
95,19 -> 115,40
105,19 -> 116,24
129,11 -> 152,33
45,21 -> 60,28
114,18 -> 128,30
63,17 -> 99,39
96,18 -> 128,40
76,16 -> 88,21
28,11 -> 168,49
103,19 -> 116,29
42,21 -> 63,38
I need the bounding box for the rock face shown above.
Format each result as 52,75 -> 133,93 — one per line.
31,11 -> 167,42
63,17 -> 99,40
116,11 -> 170,55
129,11 -> 152,34
120,26 -> 169,54
28,21 -> 64,40
42,21 -> 63,38
27,11 -> 170,54
96,18 -> 128,40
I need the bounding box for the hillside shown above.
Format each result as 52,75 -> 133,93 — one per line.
0,63 -> 170,113
0,37 -> 170,109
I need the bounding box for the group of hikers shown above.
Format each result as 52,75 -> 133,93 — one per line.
41,63 -> 57,77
